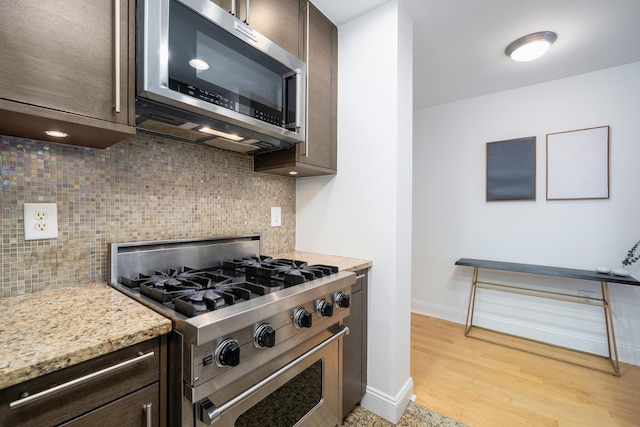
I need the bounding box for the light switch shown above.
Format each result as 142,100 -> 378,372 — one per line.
24,203 -> 59,240
271,207 -> 281,227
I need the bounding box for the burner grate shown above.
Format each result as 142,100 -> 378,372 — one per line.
118,259 -> 339,317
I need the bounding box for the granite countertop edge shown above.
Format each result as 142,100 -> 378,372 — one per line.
0,282 -> 172,391
0,252 -> 369,391
270,250 -> 372,273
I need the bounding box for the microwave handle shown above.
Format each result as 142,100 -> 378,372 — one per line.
283,69 -> 303,133
294,69 -> 303,132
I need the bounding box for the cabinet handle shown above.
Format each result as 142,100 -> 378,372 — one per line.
304,1 -> 310,157
113,0 -> 121,113
230,0 -> 237,16
244,0 -> 250,24
143,402 -> 153,427
9,351 -> 155,409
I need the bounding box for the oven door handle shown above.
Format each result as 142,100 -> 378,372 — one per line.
199,325 -> 349,425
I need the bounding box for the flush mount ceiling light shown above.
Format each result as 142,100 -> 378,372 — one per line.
505,31 -> 557,62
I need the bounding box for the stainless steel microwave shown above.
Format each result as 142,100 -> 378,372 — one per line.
136,0 -> 306,154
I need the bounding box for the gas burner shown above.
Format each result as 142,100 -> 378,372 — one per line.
270,259 -> 307,268
244,259 -> 340,285
175,289 -> 228,317
173,281 -> 282,317
117,258 -> 340,318
121,267 -> 214,289
282,268 -> 315,285
121,267 -> 232,306
222,256 -> 272,271
245,259 -> 308,282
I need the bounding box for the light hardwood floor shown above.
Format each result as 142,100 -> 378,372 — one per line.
411,313 -> 640,427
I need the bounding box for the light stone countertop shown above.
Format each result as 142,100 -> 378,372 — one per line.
0,283 -> 172,391
270,251 -> 372,272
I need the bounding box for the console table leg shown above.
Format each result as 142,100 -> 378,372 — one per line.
464,267 -> 479,336
601,281 -> 620,376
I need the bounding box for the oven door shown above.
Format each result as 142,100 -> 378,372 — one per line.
193,325 -> 347,427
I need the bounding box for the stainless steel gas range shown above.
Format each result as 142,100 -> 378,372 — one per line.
109,235 -> 355,426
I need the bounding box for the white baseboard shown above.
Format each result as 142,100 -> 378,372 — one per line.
360,377 -> 414,423
411,299 -> 465,324
411,298 -> 640,366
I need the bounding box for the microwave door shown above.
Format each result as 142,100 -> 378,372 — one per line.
138,0 -> 306,146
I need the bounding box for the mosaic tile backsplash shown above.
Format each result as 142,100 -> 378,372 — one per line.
1,134 -> 296,296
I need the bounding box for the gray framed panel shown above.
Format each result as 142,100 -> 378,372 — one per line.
486,136 -> 536,201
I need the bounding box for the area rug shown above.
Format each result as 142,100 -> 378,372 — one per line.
342,402 -> 467,427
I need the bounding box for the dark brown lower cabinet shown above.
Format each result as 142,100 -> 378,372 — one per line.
342,270 -> 368,417
60,383 -> 159,427
0,337 -> 166,427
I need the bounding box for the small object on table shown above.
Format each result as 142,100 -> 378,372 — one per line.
612,268 -> 630,277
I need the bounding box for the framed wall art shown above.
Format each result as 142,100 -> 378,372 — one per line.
486,136 -> 536,201
546,126 -> 610,200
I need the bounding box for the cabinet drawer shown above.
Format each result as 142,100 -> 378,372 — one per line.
60,383 -> 159,427
0,338 -> 159,427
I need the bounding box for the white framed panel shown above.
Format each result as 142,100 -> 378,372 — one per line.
546,126 -> 610,200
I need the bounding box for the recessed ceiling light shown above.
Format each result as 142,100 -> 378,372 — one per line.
189,58 -> 210,70
288,171 -> 298,175
505,31 -> 557,62
44,130 -> 68,138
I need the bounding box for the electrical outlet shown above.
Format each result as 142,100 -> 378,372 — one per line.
24,203 -> 58,240
271,207 -> 281,227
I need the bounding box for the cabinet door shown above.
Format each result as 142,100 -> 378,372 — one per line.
0,0 -> 130,126
60,383 -> 159,427
252,1 -> 338,177
300,3 -> 338,170
239,0 -> 303,59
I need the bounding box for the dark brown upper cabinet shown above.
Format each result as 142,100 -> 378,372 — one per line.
254,1 -> 338,177
0,1 -> 136,148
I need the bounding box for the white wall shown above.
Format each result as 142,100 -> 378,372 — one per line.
412,62 -> 640,364
296,0 -> 414,422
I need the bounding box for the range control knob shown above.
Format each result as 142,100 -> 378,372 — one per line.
293,308 -> 313,329
316,299 -> 334,317
334,292 -> 351,309
254,323 -> 276,348
215,338 -> 240,367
